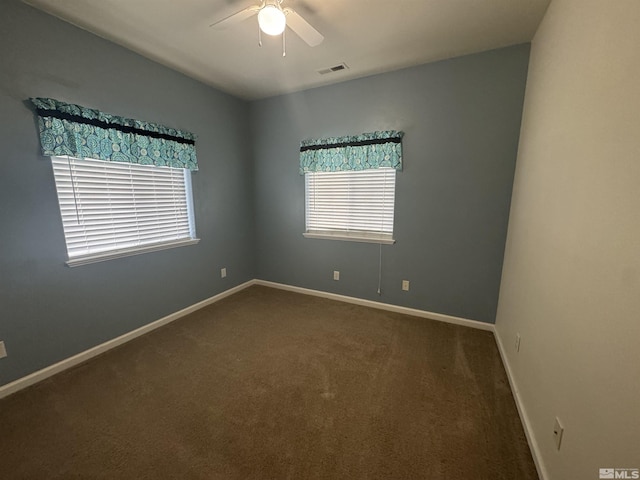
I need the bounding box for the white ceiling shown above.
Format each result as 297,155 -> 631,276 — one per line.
22,0 -> 551,100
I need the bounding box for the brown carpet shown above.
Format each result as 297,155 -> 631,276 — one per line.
0,285 -> 538,479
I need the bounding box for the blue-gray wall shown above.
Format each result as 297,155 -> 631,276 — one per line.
251,45 -> 530,323
0,0 -> 255,386
1,0 -> 530,388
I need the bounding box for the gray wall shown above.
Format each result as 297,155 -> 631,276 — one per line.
251,45 -> 530,323
0,0 -> 255,386
0,0 -> 530,387
495,1 -> 640,477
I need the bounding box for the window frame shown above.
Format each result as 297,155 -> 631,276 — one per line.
51,155 -> 200,267
303,167 -> 397,245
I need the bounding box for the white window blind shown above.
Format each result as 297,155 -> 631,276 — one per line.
51,156 -> 197,265
304,168 -> 396,243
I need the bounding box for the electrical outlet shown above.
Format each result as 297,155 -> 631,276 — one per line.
220,268 -> 227,278
0,341 -> 7,359
333,270 -> 340,281
515,333 -> 521,352
402,280 -> 410,291
553,417 -> 564,451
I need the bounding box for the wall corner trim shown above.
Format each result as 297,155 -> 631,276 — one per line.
0,279 -> 257,400
494,330 -> 549,480
254,279 -> 494,331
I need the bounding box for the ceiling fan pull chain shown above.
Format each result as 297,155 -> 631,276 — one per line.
282,26 -> 286,57
258,20 -> 263,47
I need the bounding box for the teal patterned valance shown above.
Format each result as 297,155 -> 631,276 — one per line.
30,97 -> 198,171
299,130 -> 403,174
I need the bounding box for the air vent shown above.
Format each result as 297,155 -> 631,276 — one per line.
317,63 -> 349,75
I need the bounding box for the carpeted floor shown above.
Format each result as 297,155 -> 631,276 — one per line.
0,285 -> 538,479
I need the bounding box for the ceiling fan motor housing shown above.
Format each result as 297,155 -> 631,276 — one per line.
258,0 -> 286,36
258,4 -> 286,36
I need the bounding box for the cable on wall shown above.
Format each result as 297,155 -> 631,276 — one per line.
377,242 -> 383,295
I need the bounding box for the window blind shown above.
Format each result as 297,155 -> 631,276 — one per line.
305,168 -> 396,241
51,156 -> 195,261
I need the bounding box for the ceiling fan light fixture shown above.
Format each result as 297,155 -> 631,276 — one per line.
258,5 -> 286,36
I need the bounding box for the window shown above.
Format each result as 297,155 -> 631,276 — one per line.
304,167 -> 396,244
52,156 -> 198,266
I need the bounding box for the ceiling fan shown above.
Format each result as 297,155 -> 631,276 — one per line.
209,0 -> 324,56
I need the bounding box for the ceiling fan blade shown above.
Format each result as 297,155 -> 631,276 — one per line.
210,5 -> 260,29
284,8 -> 324,47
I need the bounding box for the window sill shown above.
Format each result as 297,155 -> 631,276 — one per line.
66,238 -> 200,267
303,232 -> 396,245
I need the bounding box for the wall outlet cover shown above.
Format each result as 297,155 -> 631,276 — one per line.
333,271 -> 340,281
553,417 -> 564,451
221,268 -> 227,278
0,341 -> 7,359
402,280 -> 410,291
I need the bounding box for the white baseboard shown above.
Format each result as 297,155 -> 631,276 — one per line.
253,279 -> 494,331
494,330 -> 548,480
1,276 -> 543,480
257,279 -> 545,478
0,280 -> 256,400
0,278 -> 492,399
